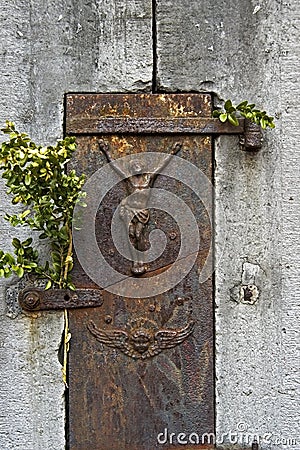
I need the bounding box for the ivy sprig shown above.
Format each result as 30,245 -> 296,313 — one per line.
0,121 -> 86,290
213,99 -> 275,129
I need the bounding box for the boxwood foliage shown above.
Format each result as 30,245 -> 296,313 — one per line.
0,121 -> 86,290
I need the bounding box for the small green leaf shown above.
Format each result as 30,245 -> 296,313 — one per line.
212,110 -> 221,118
29,262 -> 38,268
59,225 -> 69,241
22,237 -> 33,246
237,100 -> 248,110
219,113 -> 228,123
5,253 -> 15,265
53,262 -> 61,272
45,280 -> 52,290
68,282 -> 76,291
12,196 -> 22,204
260,118 -> 267,129
16,266 -> 24,278
12,238 -> 21,248
24,173 -> 31,185
224,99 -> 232,111
20,209 -> 30,219
228,106 -> 236,114
52,251 -> 61,264
228,114 -> 239,127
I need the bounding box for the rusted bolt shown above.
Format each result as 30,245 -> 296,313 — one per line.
104,315 -> 112,324
22,291 -> 41,310
108,249 -> 115,256
148,304 -> 156,312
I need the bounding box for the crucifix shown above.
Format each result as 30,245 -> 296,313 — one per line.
99,140 -> 182,275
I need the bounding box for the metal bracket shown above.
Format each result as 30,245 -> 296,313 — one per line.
66,117 -> 262,151
18,287 -> 103,312
239,119 -> 263,151
66,94 -> 263,151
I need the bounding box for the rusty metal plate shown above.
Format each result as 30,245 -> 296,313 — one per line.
66,93 -> 244,135
66,94 -> 214,450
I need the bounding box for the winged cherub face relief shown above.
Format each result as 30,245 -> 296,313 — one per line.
87,317 -> 195,360
129,327 -> 153,354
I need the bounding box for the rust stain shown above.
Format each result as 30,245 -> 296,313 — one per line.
102,378 -> 126,432
111,136 -> 134,154
204,136 -> 211,146
136,372 -> 156,409
157,354 -> 184,396
196,341 -> 212,402
26,314 -> 45,369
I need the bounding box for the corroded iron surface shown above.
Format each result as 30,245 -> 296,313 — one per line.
67,115 -> 245,135
66,94 -> 214,450
66,93 -> 244,135
240,119 -> 263,151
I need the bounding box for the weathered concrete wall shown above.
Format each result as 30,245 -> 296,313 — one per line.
157,0 -> 299,448
0,0 -> 299,449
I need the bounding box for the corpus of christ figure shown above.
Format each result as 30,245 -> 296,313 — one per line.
99,141 -> 182,275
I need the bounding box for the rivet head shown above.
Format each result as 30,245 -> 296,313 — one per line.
148,304 -> 156,312
169,231 -> 177,240
176,297 -> 184,306
104,315 -> 112,324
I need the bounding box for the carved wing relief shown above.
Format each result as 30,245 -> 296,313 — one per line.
87,319 -> 195,360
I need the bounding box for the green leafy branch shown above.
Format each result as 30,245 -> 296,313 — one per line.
213,99 -> 275,129
0,121 -> 86,290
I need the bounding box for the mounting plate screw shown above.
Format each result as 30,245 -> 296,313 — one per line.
21,291 -> 41,310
